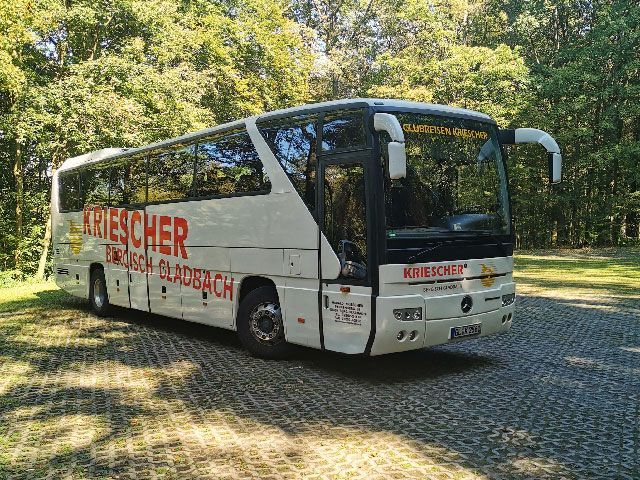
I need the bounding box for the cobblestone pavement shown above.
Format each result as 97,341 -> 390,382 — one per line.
0,287 -> 638,479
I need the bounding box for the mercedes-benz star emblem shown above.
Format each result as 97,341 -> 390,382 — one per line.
461,295 -> 473,313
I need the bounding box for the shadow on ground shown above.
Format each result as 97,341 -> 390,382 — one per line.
0,286 -> 638,479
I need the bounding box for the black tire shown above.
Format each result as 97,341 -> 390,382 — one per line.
89,268 -> 111,317
236,286 -> 292,359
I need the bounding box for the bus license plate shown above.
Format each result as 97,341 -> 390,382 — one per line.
450,323 -> 481,339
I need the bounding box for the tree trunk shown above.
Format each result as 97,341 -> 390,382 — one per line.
36,212 -> 51,279
37,159 -> 62,279
13,142 -> 23,267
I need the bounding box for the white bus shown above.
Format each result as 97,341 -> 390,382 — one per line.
52,99 -> 562,358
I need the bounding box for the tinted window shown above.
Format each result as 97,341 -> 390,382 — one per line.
321,110 -> 366,151
59,171 -> 81,211
111,156 -> 147,206
196,130 -> 270,197
80,166 -> 110,206
381,113 -> 509,236
323,164 -> 368,280
259,116 -> 317,211
148,145 -> 196,202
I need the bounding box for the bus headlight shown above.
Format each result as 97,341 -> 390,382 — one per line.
502,293 -> 515,306
393,308 -> 423,321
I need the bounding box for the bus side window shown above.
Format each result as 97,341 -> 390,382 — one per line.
59,171 -> 81,212
147,145 -> 196,203
195,130 -> 270,197
80,166 -> 109,206
111,156 -> 146,206
323,164 -> 367,280
109,162 -> 127,206
258,115 -> 317,213
321,110 -> 366,152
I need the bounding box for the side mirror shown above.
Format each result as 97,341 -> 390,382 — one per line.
388,141 -> 407,179
499,128 -> 562,184
338,240 -> 366,279
549,152 -> 562,184
373,113 -> 407,179
338,240 -> 363,263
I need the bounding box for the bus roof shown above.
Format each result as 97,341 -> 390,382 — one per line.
57,98 -> 495,173
256,98 -> 494,123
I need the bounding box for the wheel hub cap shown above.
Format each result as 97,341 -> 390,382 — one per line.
93,278 -> 105,309
250,303 -> 282,342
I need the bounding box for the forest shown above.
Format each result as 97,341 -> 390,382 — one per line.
0,0 -> 638,280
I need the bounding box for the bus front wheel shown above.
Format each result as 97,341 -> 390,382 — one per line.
237,286 -> 291,359
89,268 -> 111,317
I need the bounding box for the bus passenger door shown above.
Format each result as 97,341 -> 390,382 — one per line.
102,206 -> 130,308
145,210 -> 183,319
318,158 -> 373,355
127,208 -> 149,311
104,207 -> 130,308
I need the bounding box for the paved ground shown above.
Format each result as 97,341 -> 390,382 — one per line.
0,281 -> 638,478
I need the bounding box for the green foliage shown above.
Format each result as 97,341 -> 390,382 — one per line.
369,43 -> 529,125
0,270 -> 28,288
0,0 -> 638,277
504,0 -> 640,247
0,0 -> 313,275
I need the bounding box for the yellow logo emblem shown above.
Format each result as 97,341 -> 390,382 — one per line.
480,263 -> 496,287
69,220 -> 83,255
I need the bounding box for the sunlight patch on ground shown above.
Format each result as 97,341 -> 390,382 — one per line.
0,281 -> 61,310
620,346 -> 640,353
58,359 -> 199,400
0,360 -> 33,395
102,418 -> 491,479
565,355 -> 640,376
4,414 -> 109,466
11,324 -> 106,348
507,456 -> 574,478
514,250 -> 640,299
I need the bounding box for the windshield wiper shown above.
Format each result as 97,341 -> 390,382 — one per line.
389,226 -> 452,232
408,241 -> 449,263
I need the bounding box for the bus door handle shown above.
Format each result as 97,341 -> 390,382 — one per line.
323,295 -> 329,309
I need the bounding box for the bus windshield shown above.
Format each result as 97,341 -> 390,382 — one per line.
382,112 -> 510,239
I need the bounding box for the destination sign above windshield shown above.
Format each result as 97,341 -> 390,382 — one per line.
402,123 -> 489,140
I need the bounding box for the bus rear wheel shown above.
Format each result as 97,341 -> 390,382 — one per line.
237,286 -> 291,359
89,268 -> 111,317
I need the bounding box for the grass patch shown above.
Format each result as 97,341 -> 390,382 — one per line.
514,248 -> 640,297
0,280 -> 71,313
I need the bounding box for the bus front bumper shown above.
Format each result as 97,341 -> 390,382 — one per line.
370,296 -> 515,356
